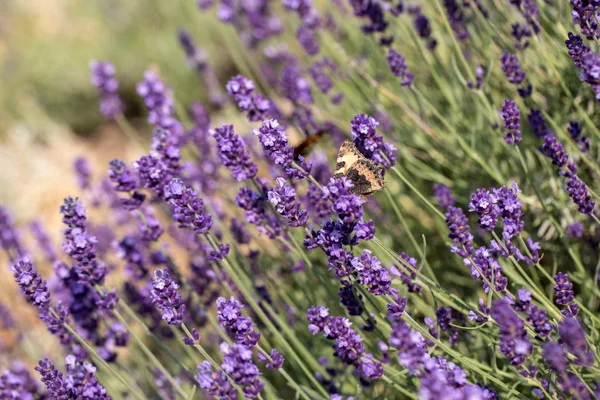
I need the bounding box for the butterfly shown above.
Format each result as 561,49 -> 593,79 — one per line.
334,140 -> 385,196
293,130 -> 326,160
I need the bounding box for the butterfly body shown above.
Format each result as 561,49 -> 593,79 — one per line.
334,140 -> 384,195
293,130 -> 326,159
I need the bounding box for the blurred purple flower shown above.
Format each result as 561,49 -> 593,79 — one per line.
386,48 -> 414,86
539,134 -> 569,168
568,121 -> 590,152
90,60 -> 123,119
226,75 -> 272,122
136,71 -> 183,135
501,99 -> 521,144
491,299 -> 531,365
445,206 -> 474,258
73,157 -> 92,190
559,317 -> 594,367
433,184 -> 455,209
500,51 -> 526,84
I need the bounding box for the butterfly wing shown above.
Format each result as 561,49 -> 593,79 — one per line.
293,130 -> 326,159
345,159 -> 385,195
334,140 -> 365,177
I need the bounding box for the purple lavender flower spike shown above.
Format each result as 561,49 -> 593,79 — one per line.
510,288 -> 531,312
571,1 -> 600,40
220,342 -> 265,398
230,218 -> 252,244
10,258 -> 51,308
579,50 -> 600,99
543,342 -> 567,374
553,272 -> 578,316
539,134 -> 569,168
307,305 -> 329,334
64,355 -> 111,399
390,252 -> 422,293
196,360 -> 237,399
467,66 -> 485,89
409,7 -> 437,49
210,124 -> 258,182
468,298 -> 490,323
386,49 -> 414,86
60,197 -> 107,284
444,0 -> 469,41
565,174 -> 596,215
296,25 -> 320,55
309,57 -> 335,94
283,0 -> 321,28
254,119 -> 310,178
494,184 -> 524,241
150,269 -> 186,326
566,32 -> 590,68
258,348 -> 284,369
389,320 -> 428,374
281,63 -> 313,105
339,284 -> 363,316
136,71 -> 183,135
216,296 -> 261,347
433,184 -> 455,209
164,178 -> 213,235
512,23 -> 532,49
350,114 -> 396,168
526,305 -> 552,338
36,358 -> 71,399
501,99 -> 521,144
178,30 -> 226,107
226,75 -> 272,122
491,299 -> 531,365
500,51 -> 526,84
468,246 -> 508,292
567,121 -> 590,152
308,307 -> 374,371
351,249 -> 391,295
268,177 -> 309,227
349,0 -> 389,36
445,206 -> 474,258
527,109 -> 551,138
566,221 -> 584,238
0,363 -> 41,400
387,291 -> 407,321
468,188 -> 499,231
558,317 -> 594,367
90,60 -> 123,119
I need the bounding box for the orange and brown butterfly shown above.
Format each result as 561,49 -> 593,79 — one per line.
334,140 -> 384,196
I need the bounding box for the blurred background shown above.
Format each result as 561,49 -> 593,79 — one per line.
0,0 -> 242,361
0,0 -> 239,218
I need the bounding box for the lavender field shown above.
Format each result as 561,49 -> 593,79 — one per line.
1,0 -> 600,399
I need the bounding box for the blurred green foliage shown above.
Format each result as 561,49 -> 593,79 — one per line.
0,0 -> 239,134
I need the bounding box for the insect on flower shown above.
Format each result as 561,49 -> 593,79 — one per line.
334,140 -> 384,196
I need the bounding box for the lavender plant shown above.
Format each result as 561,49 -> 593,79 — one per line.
2,1 -> 600,399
